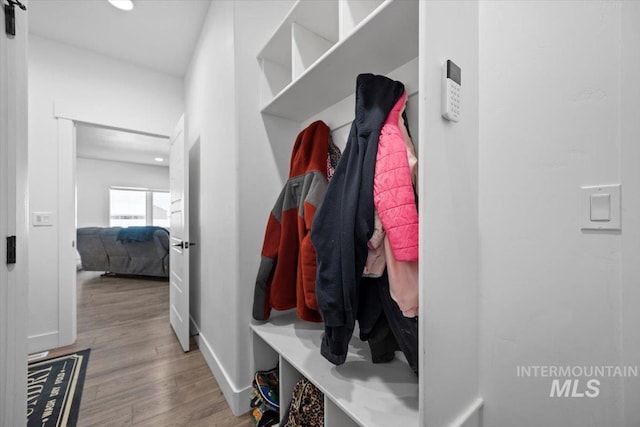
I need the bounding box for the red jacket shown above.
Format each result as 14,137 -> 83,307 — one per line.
252,121 -> 330,322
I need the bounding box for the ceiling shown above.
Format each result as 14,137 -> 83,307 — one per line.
28,0 -> 210,77
76,123 -> 170,167
29,1 -> 203,165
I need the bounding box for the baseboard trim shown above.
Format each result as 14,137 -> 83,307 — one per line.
451,397 -> 484,427
27,331 -> 59,354
191,320 -> 251,417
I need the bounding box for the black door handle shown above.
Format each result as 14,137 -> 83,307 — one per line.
173,241 -> 196,249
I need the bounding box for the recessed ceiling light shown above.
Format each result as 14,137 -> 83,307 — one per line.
154,157 -> 164,162
108,0 -> 134,11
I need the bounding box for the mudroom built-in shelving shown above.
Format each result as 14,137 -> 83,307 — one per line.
252,0 -> 483,425
252,312 -> 418,427
257,0 -> 418,121
252,0 -> 422,426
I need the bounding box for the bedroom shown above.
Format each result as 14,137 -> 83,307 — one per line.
75,124 -> 171,278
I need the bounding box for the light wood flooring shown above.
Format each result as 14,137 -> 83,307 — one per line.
44,271 -> 251,427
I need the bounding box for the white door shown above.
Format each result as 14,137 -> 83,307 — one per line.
0,2 -> 29,425
169,115 -> 190,352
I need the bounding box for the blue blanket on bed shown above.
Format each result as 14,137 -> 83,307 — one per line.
116,226 -> 167,242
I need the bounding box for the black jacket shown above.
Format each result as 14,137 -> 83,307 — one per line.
311,74 -> 405,365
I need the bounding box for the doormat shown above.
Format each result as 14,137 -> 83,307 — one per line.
27,349 -> 91,427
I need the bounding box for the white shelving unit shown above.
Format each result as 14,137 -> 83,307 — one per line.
258,0 -> 418,122
254,0 -> 421,425
251,312 -> 418,427
338,0 -> 385,40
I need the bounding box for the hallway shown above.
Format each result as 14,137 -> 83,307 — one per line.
44,271 -> 250,427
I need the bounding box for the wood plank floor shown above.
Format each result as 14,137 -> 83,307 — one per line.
44,271 -> 251,427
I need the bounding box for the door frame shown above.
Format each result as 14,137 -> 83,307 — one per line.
54,103 -> 171,348
0,1 -> 29,424
57,118 -> 77,346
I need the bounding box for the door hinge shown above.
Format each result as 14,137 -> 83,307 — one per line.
6,235 -> 16,264
4,0 -> 26,37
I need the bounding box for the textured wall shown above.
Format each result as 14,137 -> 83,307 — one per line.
479,2 -> 624,425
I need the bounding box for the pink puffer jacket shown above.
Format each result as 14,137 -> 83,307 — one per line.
373,92 -> 418,262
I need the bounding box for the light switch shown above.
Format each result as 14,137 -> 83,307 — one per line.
32,211 -> 53,227
579,184 -> 621,230
590,193 -> 610,221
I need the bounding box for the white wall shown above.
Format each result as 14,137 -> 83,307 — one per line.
183,0 -> 240,412
234,0 -> 298,398
76,158 -> 169,228
479,2 -> 627,426
621,2 -> 640,426
419,2 -> 480,426
184,0 -> 294,415
28,35 -> 183,352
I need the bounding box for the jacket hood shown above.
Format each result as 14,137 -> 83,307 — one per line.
355,74 -> 405,133
385,91 -> 407,126
289,120 -> 331,178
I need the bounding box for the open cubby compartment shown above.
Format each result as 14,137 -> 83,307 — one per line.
338,0 -> 386,40
325,398 -> 359,427
269,355 -> 360,427
277,357 -> 304,425
278,363 -> 360,427
252,328 -> 280,373
260,58 -> 292,110
291,22 -> 336,81
258,0 -> 339,107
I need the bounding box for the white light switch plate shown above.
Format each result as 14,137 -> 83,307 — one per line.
579,184 -> 621,230
32,211 -> 53,227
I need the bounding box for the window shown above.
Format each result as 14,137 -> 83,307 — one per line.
109,189 -> 147,227
109,188 -> 170,228
152,191 -> 170,227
